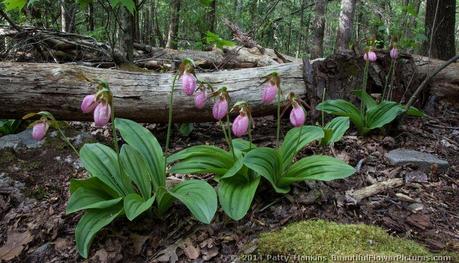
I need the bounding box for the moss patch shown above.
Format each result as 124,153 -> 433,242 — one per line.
257,220 -> 436,261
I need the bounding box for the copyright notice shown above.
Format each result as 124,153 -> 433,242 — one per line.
238,253 -> 453,262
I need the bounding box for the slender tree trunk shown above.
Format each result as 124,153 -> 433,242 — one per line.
87,3 -> 95,31
423,0 -> 456,60
60,0 -> 75,33
121,8 -> 135,62
310,0 -> 326,59
335,0 -> 357,52
166,0 -> 181,49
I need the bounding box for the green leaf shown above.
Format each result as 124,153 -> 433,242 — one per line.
155,187 -> 175,216
321,117 -> 350,145
120,145 -> 152,199
169,180 -> 217,224
218,174 -> 260,221
366,101 -> 404,130
317,100 -> 364,132
281,126 -> 324,168
115,118 -> 165,191
280,155 -> 355,186
178,123 -> 194,136
406,106 -> 424,117
168,145 -> 233,177
243,147 -> 288,193
69,177 -> 118,197
75,205 -> 122,258
2,0 -> 27,11
66,188 -> 122,214
232,138 -> 256,153
123,193 -> 155,221
110,0 -> 135,13
220,156 -> 245,179
354,90 -> 377,111
80,143 -> 133,196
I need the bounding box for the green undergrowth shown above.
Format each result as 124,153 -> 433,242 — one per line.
256,220 -> 455,262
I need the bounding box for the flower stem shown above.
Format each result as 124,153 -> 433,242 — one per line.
165,73 -> 178,155
295,125 -> 304,157
361,60 -> 370,114
275,88 -> 281,147
387,60 -> 396,100
248,117 -> 253,151
220,121 -> 232,152
383,60 -> 395,100
56,126 -> 79,156
111,103 -> 119,154
226,115 -> 236,160
321,87 -> 327,127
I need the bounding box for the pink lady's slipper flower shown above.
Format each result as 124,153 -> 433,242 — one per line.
32,122 -> 49,141
262,82 -> 278,104
194,91 -> 207,109
290,104 -> 305,127
390,48 -> 399,59
81,94 -> 98,113
364,51 -> 377,62
212,98 -> 228,120
94,102 -> 111,127
232,113 -> 249,137
181,73 -> 197,96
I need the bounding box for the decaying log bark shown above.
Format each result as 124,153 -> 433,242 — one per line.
0,62 -> 305,122
0,27 -> 296,70
413,55 -> 459,100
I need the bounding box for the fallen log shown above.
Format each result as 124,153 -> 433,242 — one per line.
0,62 -> 305,122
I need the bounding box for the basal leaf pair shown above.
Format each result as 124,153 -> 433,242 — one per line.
168,126 -> 356,220
66,118 -> 217,258
317,90 -> 423,135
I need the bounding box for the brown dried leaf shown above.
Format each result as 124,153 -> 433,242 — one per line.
0,230 -> 33,261
181,238 -> 200,260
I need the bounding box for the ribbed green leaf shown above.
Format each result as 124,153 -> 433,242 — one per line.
218,174 -> 260,220
115,118 -> 165,191
232,138 -> 256,153
120,145 -> 152,199
169,180 -> 217,224
168,145 -> 233,177
75,205 -> 122,258
123,193 -> 155,221
354,90 -> 377,111
155,187 -> 175,216
243,147 -> 288,193
281,126 -> 324,168
316,100 -> 364,131
280,155 -> 355,185
406,106 -> 424,117
66,187 -> 122,214
80,143 -> 132,196
366,101 -> 404,130
69,177 -> 119,198
321,117 -> 350,145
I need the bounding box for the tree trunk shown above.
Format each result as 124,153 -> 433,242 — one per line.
166,0 -> 181,49
87,3 -> 95,32
310,0 -> 326,59
60,0 -> 76,33
0,62 -> 305,123
335,0 -> 356,52
121,8 -> 135,62
423,0 -> 456,60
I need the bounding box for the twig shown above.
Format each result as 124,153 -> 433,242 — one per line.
405,54 -> 459,110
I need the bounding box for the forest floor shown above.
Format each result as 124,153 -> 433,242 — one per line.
0,100 -> 458,262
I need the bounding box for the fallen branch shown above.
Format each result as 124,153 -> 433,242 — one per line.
345,178 -> 404,205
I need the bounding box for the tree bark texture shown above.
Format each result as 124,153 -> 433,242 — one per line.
335,0 -> 356,52
310,0 -> 326,59
423,0 -> 456,60
1,54 -> 457,122
166,0 -> 181,49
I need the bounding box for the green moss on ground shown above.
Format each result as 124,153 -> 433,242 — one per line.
257,220 -> 439,261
